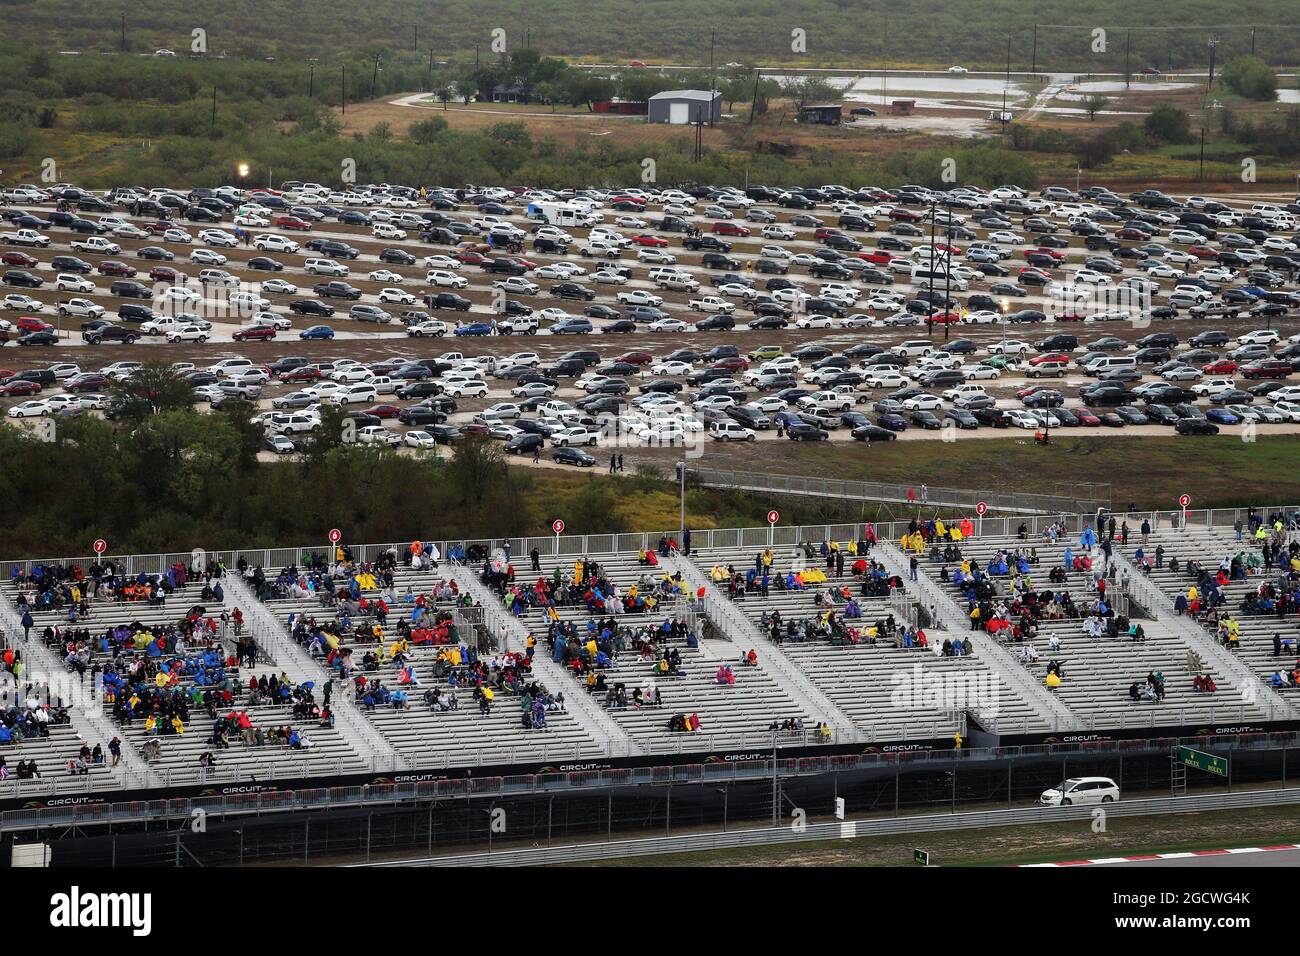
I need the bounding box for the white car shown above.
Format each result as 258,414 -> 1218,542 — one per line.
428,270 -> 468,289
332,384 -> 379,405
948,65 -> 969,74
166,324 -> 210,343
55,274 -> 96,294
373,223 -> 407,240
963,364 -> 1002,381
512,382 -> 556,398
1272,401 -> 1300,423
1238,329 -> 1280,346
404,430 -> 438,449
199,229 -> 240,248
422,255 -> 461,270
901,394 -> 943,411
987,340 -> 1031,355
480,402 -> 523,420
794,314 -> 835,329
1004,409 -> 1040,429
444,379 -> 489,398
261,278 -> 298,295
1040,777 -> 1119,806
6,400 -> 50,418
651,360 -> 693,376
377,287 -> 416,305
550,426 -> 598,447
648,317 -> 689,333
637,248 -> 676,265
189,248 -> 228,266
864,370 -> 907,388
2,294 -> 43,312
592,270 -> 629,285
356,425 -> 401,446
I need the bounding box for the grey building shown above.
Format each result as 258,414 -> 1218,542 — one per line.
648,89 -> 722,124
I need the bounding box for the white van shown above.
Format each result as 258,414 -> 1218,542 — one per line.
1040,776 -> 1119,806
1088,355 -> 1137,374
911,264 -> 968,292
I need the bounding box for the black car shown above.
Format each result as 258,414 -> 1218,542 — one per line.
380,248 -> 417,265
136,246 -> 174,261
1143,404 -> 1181,425
81,322 -> 139,345
553,446 -> 596,466
601,320 -> 637,334
397,407 -> 447,426
290,299 -> 336,317
696,314 -> 735,331
247,256 -> 283,271
427,292 -> 473,312
17,330 -> 58,346
787,423 -> 829,441
852,423 -> 897,441
584,304 -> 620,321
1174,418 -> 1219,436
2,270 -> 42,288
550,282 -> 596,301
504,433 -> 546,455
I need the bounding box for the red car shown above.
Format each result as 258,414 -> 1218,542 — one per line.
1115,227 -> 1152,241
1,251 -> 38,267
1202,359 -> 1238,375
149,266 -> 185,283
1070,406 -> 1101,426
1025,247 -> 1065,261
610,195 -> 646,205
457,250 -> 488,265
1187,245 -> 1219,259
1016,383 -> 1056,400
631,234 -> 668,247
712,222 -> 750,237
934,243 -> 962,255
232,326 -> 277,342
1241,359 -> 1293,379
1029,352 -> 1069,365
858,250 -> 894,265
927,311 -> 961,325
1019,267 -> 1052,283
710,356 -> 749,372
144,220 -> 173,235
616,351 -> 653,365
1055,310 -> 1089,322
66,373 -> 109,392
280,367 -> 322,383
97,260 -> 137,277
274,216 -> 312,231
361,404 -> 401,419
16,316 -> 52,333
0,379 -> 41,396
888,208 -> 922,222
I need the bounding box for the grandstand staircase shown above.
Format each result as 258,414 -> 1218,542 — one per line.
444,565 -> 643,757
875,542 -> 1081,733
221,573 -> 408,771
664,555 -> 864,744
1112,552 -> 1296,721
0,590 -> 161,788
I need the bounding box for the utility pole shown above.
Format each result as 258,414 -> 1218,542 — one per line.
882,15 -> 889,107
1250,26 -> 1256,56
210,86 -> 217,133
372,52 -> 380,98
1199,127 -> 1206,180
476,43 -> 480,68
1207,37 -> 1219,95
927,199 -> 937,339
1001,35 -> 1011,133
709,31 -> 716,126
341,64 -> 346,115
120,12 -> 126,51
1031,24 -> 1038,77
1125,31 -> 1131,89
308,63 -> 314,98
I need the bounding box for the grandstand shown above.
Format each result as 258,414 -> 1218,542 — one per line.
1,505 -> 1298,808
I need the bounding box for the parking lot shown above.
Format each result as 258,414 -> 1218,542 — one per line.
3,179 -> 1300,465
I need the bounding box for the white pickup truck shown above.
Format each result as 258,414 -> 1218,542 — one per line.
2,229 -> 50,247
56,298 -> 105,319
688,296 -> 735,314
71,236 -> 122,255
